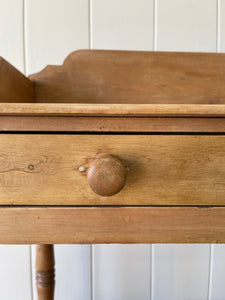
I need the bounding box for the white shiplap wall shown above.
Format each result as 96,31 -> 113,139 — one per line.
0,0 -> 225,299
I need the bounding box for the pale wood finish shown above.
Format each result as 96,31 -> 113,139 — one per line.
88,154 -> 127,196
2,103 -> 225,117
2,49 -> 225,299
0,206 -> 224,244
0,57 -> 34,103
1,134 -> 225,205
36,245 -> 55,300
2,116 -> 225,133
29,50 -> 225,104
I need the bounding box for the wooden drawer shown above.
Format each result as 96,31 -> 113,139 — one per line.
1,134 -> 225,205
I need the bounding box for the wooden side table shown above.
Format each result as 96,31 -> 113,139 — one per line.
1,50 -> 225,299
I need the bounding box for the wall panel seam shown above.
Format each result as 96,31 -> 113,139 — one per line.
29,246 -> 34,300
207,244 -> 213,300
23,0 -> 28,75
91,245 -> 95,300
150,244 -> 154,300
153,0 -> 157,51
217,0 -> 221,52
89,0 -> 93,49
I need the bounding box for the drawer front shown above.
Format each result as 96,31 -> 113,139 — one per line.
0,134 -> 225,205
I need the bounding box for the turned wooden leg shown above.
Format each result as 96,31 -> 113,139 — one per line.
36,244 -> 55,300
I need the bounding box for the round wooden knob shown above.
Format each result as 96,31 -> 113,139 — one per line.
88,154 -> 127,197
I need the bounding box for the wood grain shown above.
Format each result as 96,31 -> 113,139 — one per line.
87,154 -> 127,196
1,134 -> 225,205
0,206 -> 225,244
1,116 -> 225,133
36,245 -> 55,300
29,50 -> 225,104
0,57 -> 34,103
2,103 -> 225,117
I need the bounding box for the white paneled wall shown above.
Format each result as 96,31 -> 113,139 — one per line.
220,0 -> 225,52
93,245 -> 151,300
0,246 -> 32,300
156,0 -> 217,52
25,0 -> 89,74
152,245 -> 211,300
91,0 -> 154,50
1,0 -> 225,299
0,0 -> 25,72
210,245 -> 225,298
